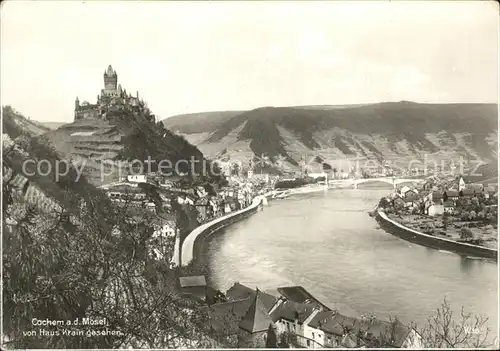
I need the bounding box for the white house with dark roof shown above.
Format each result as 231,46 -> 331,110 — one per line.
269,298 -> 324,348
399,186 -> 411,197
302,309 -> 423,348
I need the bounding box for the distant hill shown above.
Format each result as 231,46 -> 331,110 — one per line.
2,106 -> 52,138
162,102 -> 498,175
163,111 -> 244,134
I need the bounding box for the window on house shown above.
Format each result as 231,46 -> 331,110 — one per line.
306,340 -> 310,347
312,332 -> 315,339
327,337 -> 332,344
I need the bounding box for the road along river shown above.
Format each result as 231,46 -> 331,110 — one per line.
205,189 -> 498,335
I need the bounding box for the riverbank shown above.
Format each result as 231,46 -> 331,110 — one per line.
204,189 -> 497,340
376,210 -> 498,261
180,194 -> 271,275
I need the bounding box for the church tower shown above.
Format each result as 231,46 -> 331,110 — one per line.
237,289 -> 274,348
103,65 -> 118,91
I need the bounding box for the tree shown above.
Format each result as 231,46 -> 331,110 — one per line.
278,331 -> 296,348
468,210 -> 477,221
477,210 -> 486,221
378,197 -> 390,209
460,227 -> 474,241
442,212 -> 450,231
331,299 -> 495,348
419,298 -> 494,348
2,185 -> 218,349
486,212 -> 493,222
265,324 -> 278,348
231,162 -> 241,177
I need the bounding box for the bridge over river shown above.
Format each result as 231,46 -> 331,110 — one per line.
329,177 -> 426,189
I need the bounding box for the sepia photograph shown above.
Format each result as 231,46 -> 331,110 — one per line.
1,0 -> 498,349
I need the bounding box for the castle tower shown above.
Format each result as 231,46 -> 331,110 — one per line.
74,97 -> 80,120
237,289 -> 274,348
103,65 -> 118,92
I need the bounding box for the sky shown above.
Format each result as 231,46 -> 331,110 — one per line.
1,0 -> 498,122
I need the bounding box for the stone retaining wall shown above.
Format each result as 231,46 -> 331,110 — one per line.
376,210 -> 497,261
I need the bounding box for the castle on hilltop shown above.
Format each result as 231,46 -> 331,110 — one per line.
74,65 -> 147,121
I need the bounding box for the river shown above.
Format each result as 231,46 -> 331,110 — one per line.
205,189 -> 498,335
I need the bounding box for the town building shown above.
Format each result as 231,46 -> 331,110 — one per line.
443,201 -> 455,214
392,196 -> 405,208
444,190 -> 459,202
403,195 -> 419,208
459,188 -> 476,198
206,283 -> 423,349
237,290 -> 276,348
458,176 -> 466,191
404,188 -> 418,198
483,185 -> 498,199
304,310 -> 423,348
207,285 -> 278,347
195,197 -> 209,223
179,275 -> 208,302
425,203 -> 444,216
177,195 -> 195,206
399,186 -> 411,197
431,191 -> 444,204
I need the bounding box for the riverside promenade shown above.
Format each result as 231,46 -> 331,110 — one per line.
377,210 -> 498,260
180,195 -> 268,267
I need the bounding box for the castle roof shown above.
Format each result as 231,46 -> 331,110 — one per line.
104,65 -> 117,77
